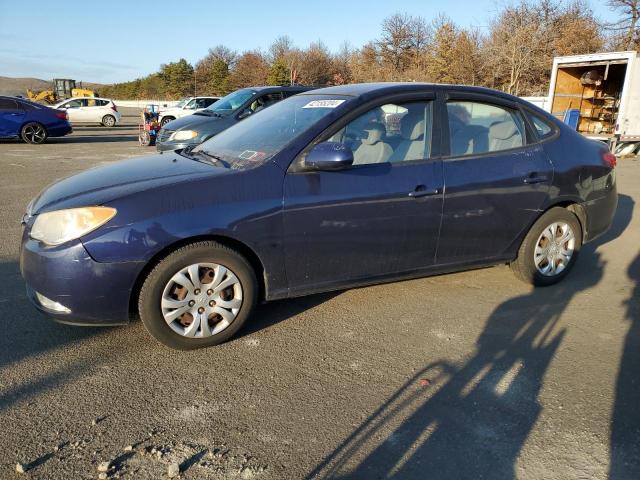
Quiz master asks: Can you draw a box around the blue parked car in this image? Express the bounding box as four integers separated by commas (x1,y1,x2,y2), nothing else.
20,83,617,349
0,96,72,144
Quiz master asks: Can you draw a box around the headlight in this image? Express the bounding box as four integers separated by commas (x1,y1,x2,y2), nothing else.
30,207,117,246
169,130,198,141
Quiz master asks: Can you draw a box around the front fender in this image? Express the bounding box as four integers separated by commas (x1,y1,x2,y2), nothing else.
81,162,287,291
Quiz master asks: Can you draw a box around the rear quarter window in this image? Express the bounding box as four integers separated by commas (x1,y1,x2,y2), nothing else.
528,112,554,139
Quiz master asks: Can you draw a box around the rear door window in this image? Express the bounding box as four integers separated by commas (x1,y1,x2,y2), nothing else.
0,99,19,111
528,112,554,139
447,101,526,156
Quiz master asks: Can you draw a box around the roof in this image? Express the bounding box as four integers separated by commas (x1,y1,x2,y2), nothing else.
300,82,521,103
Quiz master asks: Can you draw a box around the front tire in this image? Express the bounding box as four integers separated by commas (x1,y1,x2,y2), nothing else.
102,115,116,127
161,116,174,127
21,122,48,144
510,207,582,286
138,241,257,350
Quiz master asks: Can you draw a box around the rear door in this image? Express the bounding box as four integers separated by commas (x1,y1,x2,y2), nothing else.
436,92,553,265
282,95,444,295
0,98,25,137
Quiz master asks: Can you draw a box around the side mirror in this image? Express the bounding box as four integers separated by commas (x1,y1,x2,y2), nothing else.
237,109,252,120
305,142,354,171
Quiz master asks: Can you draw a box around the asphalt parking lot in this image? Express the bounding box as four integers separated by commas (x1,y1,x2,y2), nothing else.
0,122,639,480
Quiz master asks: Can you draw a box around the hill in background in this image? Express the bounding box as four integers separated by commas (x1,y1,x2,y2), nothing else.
0,76,107,97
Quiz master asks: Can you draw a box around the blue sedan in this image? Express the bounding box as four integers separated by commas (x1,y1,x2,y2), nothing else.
20,83,617,349
0,96,72,144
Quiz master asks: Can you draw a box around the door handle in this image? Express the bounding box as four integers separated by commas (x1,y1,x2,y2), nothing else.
523,173,548,185
408,185,439,198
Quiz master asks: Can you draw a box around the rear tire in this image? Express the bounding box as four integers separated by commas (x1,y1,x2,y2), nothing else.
102,115,116,127
21,122,48,144
510,207,582,286
138,241,258,350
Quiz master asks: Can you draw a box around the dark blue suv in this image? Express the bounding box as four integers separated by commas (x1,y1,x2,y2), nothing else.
20,83,617,349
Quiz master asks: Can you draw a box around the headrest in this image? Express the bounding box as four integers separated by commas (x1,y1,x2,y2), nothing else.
400,114,425,141
489,121,518,140
361,124,385,145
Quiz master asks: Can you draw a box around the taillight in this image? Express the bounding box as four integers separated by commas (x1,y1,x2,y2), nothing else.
602,151,617,168
55,110,68,120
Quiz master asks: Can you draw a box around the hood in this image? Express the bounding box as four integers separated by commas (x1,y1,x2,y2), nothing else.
30,153,223,214
165,111,233,132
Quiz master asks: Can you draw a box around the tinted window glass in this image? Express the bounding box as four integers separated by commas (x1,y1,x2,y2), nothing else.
447,101,525,156
328,101,433,166
249,93,282,113
205,89,256,113
529,112,553,138
66,99,83,108
0,99,18,110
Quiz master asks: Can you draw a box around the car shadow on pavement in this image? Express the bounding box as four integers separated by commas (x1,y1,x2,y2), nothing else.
307,195,634,480
609,251,640,475
0,260,104,411
238,292,342,339
50,135,139,143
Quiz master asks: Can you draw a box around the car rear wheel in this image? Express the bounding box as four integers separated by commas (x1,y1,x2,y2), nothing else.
21,122,48,144
138,241,257,350
161,116,174,126
102,115,116,127
510,207,582,286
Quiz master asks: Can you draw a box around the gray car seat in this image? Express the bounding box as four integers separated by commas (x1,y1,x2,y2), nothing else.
353,124,392,165
390,111,426,162
488,121,523,151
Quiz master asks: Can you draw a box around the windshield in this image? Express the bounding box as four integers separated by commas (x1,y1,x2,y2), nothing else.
174,98,189,108
204,89,256,113
193,94,351,170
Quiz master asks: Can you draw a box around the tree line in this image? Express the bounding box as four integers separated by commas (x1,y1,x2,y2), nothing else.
99,0,640,100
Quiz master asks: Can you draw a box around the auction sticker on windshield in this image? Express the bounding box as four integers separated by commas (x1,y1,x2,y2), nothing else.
302,99,346,109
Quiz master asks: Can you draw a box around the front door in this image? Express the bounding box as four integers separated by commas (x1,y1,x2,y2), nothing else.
436,95,553,265
283,98,444,295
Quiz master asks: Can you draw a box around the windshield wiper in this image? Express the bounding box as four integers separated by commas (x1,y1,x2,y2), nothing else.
192,150,230,168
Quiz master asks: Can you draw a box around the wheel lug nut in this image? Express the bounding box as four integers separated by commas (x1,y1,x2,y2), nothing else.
194,289,201,295
188,300,195,307
207,289,213,295
209,300,215,307
198,307,205,314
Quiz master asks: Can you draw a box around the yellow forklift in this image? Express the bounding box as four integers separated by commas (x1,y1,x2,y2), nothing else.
26,79,96,104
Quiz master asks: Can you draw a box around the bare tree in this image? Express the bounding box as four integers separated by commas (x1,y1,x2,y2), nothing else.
607,0,640,49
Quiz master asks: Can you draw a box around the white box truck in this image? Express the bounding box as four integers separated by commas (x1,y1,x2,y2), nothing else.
547,51,640,154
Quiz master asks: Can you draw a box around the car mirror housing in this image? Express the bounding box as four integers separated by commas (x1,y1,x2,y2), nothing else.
237,109,252,120
304,142,354,171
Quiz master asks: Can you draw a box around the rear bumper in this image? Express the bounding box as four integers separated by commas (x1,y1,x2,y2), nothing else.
583,177,618,243
48,123,72,137
20,234,143,326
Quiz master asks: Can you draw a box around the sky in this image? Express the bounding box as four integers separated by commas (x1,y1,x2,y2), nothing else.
0,0,619,84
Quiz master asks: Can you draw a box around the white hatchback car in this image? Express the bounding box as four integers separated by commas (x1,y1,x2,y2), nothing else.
159,96,220,126
55,97,122,127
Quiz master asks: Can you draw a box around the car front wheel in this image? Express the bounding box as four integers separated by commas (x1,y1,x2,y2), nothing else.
138,241,257,350
161,117,174,126
510,207,582,286
21,122,48,144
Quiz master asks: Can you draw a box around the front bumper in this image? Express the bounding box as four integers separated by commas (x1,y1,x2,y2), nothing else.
20,234,144,326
